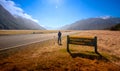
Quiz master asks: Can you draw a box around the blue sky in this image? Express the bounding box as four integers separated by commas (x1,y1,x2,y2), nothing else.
11,0,120,29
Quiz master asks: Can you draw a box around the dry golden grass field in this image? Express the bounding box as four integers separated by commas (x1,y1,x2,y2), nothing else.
0,30,120,71
0,30,71,36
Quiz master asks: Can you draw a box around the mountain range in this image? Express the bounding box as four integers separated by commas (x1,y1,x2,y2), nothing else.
1,4,120,30
61,17,120,30
0,5,45,30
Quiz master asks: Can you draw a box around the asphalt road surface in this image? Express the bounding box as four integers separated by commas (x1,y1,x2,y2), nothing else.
0,31,78,51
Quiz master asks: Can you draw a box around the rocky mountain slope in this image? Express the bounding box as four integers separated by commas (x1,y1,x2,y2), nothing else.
61,17,120,30
0,5,45,30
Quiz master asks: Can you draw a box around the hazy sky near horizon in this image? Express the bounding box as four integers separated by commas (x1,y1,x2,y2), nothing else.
5,0,120,29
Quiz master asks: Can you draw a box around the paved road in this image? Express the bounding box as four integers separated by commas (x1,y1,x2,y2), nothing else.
0,31,78,51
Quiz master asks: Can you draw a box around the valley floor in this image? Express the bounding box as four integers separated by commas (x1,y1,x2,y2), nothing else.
0,30,120,71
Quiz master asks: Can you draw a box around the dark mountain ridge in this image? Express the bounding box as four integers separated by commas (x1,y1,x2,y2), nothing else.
110,23,120,30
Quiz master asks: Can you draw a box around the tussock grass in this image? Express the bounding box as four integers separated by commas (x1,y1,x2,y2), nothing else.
0,30,120,71
0,30,71,35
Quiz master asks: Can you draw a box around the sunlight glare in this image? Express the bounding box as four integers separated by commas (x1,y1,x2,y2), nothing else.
47,0,63,8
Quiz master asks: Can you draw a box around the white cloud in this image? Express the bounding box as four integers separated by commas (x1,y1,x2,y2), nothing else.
98,16,112,19
0,0,39,23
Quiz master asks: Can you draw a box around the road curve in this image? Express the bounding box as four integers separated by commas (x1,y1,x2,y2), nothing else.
0,31,78,51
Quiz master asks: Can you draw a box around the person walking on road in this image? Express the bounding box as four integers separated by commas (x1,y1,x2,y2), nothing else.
58,31,62,45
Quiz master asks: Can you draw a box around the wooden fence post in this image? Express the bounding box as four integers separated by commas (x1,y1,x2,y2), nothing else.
67,35,70,52
94,36,98,53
